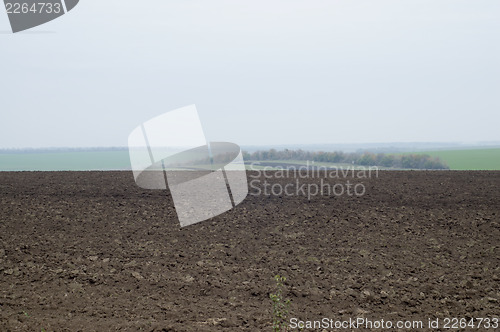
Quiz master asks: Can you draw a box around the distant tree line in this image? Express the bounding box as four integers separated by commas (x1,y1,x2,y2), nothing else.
243,149,449,169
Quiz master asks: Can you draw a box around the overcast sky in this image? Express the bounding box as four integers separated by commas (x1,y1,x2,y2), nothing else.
1,0,499,148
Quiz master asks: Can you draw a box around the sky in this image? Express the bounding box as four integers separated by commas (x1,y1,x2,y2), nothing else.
0,0,499,148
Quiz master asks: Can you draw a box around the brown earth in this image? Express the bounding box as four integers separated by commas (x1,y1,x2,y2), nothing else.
0,171,499,331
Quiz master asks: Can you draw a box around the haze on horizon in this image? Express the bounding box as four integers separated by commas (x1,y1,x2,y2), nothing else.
1,0,499,149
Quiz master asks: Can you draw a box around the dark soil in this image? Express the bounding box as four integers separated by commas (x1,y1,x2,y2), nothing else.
0,171,499,331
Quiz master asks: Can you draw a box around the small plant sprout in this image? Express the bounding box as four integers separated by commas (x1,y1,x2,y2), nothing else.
270,275,291,332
